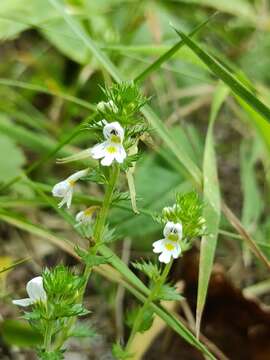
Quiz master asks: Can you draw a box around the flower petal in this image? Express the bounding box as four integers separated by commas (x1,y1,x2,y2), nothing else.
76,211,84,222
101,153,114,166
163,221,175,237
172,244,181,259
152,239,164,253
103,122,124,141
26,276,46,302
68,168,89,182
159,250,172,264
12,298,33,307
52,181,69,198
91,142,107,159
66,189,73,209
115,145,126,163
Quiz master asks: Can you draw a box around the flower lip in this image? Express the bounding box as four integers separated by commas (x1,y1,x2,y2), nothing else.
12,276,47,307
152,221,183,264
103,122,124,142
163,221,183,240
91,121,126,166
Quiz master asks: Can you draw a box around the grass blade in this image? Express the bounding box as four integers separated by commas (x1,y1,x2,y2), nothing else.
196,83,228,338
134,12,218,83
48,0,122,83
173,27,270,125
0,257,31,274
0,78,94,110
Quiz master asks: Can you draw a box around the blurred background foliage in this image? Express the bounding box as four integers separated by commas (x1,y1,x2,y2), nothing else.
0,0,270,359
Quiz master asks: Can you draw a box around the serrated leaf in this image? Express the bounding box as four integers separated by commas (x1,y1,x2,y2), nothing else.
71,323,97,339
157,284,184,302
75,248,109,267
37,349,65,360
132,260,160,280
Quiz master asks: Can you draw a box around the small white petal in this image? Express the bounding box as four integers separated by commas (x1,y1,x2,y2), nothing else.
52,181,69,198
26,276,46,302
91,142,107,159
66,189,73,209
163,221,183,240
159,250,172,264
163,221,176,237
101,153,114,166
76,211,84,222
12,298,33,307
68,169,89,182
115,145,126,163
152,239,164,253
172,244,181,259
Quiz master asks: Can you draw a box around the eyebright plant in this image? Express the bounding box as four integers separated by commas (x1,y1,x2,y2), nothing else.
12,82,206,359
122,192,205,357
12,266,90,360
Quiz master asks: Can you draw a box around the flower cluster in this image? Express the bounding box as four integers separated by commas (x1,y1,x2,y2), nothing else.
153,222,182,264
152,192,206,264
51,82,148,229
13,266,90,359
91,121,126,166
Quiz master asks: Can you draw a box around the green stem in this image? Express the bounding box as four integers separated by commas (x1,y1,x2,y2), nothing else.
54,164,120,350
93,164,120,244
125,261,173,352
44,320,53,352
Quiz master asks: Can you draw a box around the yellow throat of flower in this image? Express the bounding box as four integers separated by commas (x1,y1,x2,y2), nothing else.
68,179,76,186
84,206,99,217
165,243,175,251
107,145,117,154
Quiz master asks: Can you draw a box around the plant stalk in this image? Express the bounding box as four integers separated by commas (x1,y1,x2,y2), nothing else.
125,261,172,352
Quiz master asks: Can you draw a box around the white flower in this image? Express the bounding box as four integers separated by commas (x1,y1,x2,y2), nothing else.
153,221,183,264
97,100,118,113
91,121,126,166
52,169,89,208
12,276,47,307
76,206,98,224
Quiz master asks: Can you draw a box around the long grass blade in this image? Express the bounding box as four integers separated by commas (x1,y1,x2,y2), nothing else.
134,12,218,83
172,27,270,125
196,83,228,338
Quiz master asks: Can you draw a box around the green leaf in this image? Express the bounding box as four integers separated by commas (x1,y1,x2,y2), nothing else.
173,27,270,126
0,133,25,193
37,349,65,360
240,139,263,230
196,83,228,337
132,260,161,281
76,248,110,267
71,323,97,338
157,284,184,302
126,306,154,333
